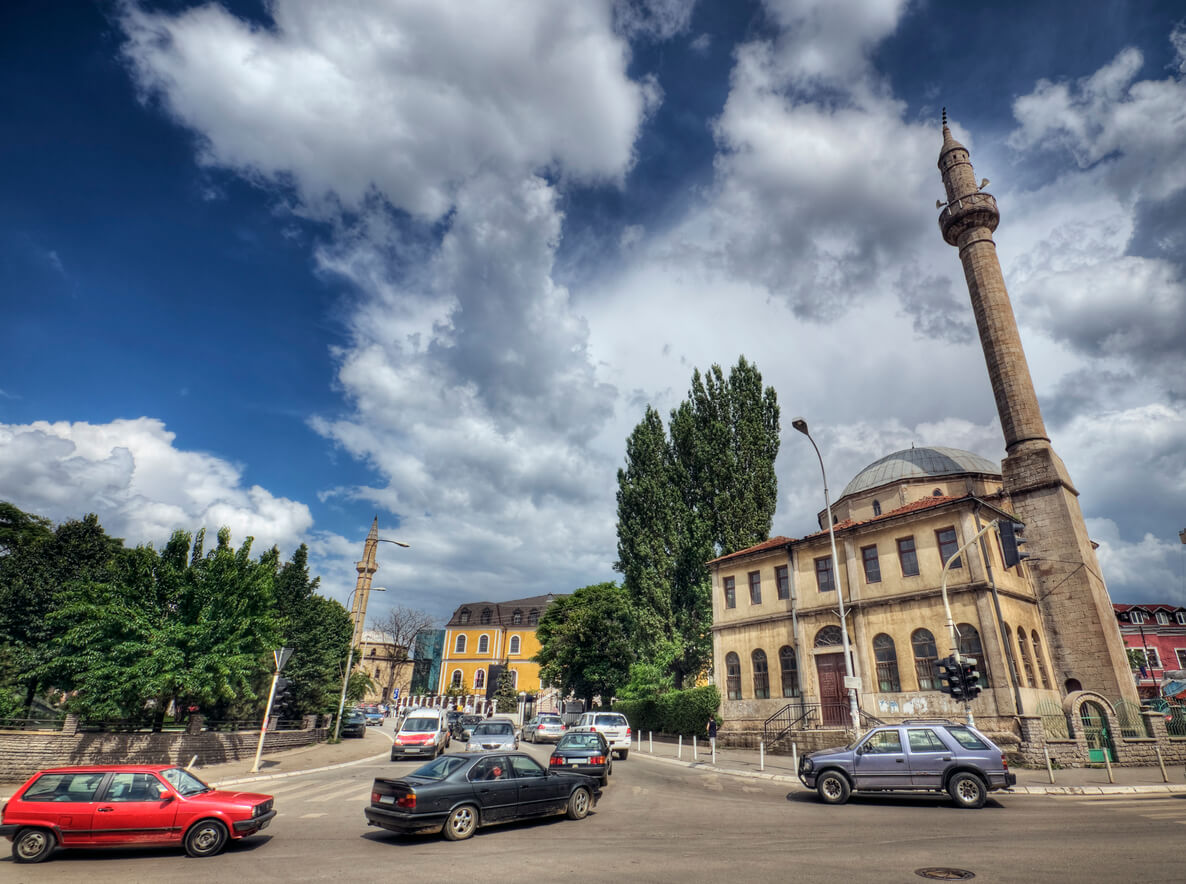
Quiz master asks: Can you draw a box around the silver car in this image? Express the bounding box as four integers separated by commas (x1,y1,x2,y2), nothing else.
797,719,1016,808
464,718,519,752
523,714,567,743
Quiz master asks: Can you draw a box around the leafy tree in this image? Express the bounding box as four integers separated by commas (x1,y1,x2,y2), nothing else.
536,582,635,709
272,544,353,719
371,604,437,704
615,357,780,687
346,665,376,705
492,663,520,713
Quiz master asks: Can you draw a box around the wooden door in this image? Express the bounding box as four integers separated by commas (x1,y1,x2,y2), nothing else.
815,653,851,726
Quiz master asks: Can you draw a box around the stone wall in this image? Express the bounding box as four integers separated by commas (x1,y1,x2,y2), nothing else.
0,715,327,783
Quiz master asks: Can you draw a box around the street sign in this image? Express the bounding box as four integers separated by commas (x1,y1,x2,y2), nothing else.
843,676,862,690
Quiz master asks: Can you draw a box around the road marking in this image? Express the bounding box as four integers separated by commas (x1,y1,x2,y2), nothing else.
300,812,327,819
310,784,372,802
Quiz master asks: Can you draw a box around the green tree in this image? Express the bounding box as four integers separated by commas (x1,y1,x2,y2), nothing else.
492,663,520,713
615,357,780,687
272,544,353,719
536,582,636,709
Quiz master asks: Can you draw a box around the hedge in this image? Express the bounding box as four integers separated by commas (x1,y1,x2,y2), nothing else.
613,685,721,736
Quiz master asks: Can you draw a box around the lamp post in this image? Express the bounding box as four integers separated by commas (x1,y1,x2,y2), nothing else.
333,585,387,741
792,417,861,734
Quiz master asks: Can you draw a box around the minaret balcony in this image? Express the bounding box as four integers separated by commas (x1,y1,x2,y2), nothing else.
938,191,999,246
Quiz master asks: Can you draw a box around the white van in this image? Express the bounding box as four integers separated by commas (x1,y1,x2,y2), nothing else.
390,709,450,761
573,711,632,759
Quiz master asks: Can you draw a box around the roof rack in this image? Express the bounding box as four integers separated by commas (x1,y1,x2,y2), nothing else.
898,719,960,725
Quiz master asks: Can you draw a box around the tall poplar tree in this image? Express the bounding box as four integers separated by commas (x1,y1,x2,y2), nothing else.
615,356,780,687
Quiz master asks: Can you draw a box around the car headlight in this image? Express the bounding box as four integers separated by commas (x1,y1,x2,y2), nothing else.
800,758,813,773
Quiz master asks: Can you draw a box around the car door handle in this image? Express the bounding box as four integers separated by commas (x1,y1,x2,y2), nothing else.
895,759,904,763
97,807,114,812
942,757,952,761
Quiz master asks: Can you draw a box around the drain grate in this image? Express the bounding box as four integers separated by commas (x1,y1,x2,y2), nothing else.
915,869,975,881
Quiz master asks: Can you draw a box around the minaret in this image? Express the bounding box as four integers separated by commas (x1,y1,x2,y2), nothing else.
937,111,1137,703
351,517,380,650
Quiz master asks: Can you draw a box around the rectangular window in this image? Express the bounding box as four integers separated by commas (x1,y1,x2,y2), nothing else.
723,576,736,609
1144,647,1162,669
897,537,920,577
1177,649,1186,669
815,556,835,592
775,565,789,600
936,527,962,569
748,570,762,605
861,545,881,583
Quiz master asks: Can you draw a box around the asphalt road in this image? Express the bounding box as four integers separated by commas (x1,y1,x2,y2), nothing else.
4,740,1184,882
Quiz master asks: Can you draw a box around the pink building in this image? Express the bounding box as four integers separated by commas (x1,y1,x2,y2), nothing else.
1113,604,1186,699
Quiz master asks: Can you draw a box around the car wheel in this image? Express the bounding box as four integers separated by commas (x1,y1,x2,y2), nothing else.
442,804,478,841
184,819,229,857
566,786,592,820
816,770,851,805
617,749,628,760
948,772,987,809
12,827,55,863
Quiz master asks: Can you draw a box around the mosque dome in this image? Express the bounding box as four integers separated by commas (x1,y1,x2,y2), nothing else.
840,446,1000,498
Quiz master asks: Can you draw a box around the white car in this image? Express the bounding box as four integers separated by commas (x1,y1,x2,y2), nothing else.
573,712,632,759
391,710,451,761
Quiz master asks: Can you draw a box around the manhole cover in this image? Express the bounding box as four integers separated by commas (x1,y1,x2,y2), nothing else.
915,870,975,881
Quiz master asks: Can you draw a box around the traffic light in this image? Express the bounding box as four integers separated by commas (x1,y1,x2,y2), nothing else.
960,657,982,701
999,520,1029,568
273,677,292,706
937,655,965,699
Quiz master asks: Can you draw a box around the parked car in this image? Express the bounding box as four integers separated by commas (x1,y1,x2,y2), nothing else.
360,704,384,726
0,764,275,863
523,713,567,743
365,751,600,841
572,712,632,759
391,709,451,761
341,709,368,738
464,718,519,752
550,730,612,785
451,713,485,740
797,719,1016,809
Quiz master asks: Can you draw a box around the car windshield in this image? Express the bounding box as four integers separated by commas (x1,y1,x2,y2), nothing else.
401,717,439,732
161,767,212,796
558,734,602,750
409,756,469,780
471,723,513,737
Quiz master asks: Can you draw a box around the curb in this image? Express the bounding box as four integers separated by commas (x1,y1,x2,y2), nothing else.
632,751,1186,795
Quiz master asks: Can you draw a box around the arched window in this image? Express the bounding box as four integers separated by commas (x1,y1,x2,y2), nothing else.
1031,630,1051,688
477,634,489,655
872,499,881,516
752,649,770,699
512,609,523,625
1002,624,1022,685
911,628,939,690
956,623,990,685
509,635,521,655
528,608,540,625
451,669,463,688
474,669,486,689
725,652,742,700
814,626,843,648
454,634,467,654
1017,630,1036,686
480,608,492,625
873,634,900,692
510,669,519,688
779,646,800,698
459,609,471,625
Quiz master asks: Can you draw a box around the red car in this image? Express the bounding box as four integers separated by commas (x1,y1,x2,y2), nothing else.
0,764,275,863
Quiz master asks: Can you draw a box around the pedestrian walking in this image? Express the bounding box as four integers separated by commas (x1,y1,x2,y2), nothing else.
706,715,718,741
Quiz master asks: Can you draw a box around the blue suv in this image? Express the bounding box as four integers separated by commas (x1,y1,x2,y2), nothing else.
798,719,1015,808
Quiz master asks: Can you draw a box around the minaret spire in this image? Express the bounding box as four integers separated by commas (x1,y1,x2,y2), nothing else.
351,516,381,650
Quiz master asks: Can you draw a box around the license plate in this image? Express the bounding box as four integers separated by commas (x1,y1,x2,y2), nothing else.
572,763,579,769
405,748,421,753
380,795,395,805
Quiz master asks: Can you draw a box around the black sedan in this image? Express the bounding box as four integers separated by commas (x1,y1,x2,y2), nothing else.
340,709,368,738
365,752,600,841
549,731,612,785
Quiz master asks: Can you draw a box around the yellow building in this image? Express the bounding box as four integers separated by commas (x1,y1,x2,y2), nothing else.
439,594,562,696
710,447,1061,736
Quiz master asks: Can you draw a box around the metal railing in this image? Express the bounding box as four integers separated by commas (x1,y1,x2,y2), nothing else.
0,716,67,732
762,702,884,745
1036,697,1070,739
1113,700,1149,739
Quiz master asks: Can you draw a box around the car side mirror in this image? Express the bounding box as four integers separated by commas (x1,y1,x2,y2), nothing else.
160,792,175,802
855,745,865,756
462,731,471,741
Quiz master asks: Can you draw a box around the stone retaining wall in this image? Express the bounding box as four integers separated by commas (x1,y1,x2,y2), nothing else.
0,715,327,783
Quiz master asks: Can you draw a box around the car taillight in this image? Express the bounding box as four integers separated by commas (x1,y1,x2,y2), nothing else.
371,791,382,804
1001,755,1009,772
626,727,631,736
591,755,605,765
396,792,416,809
549,756,563,766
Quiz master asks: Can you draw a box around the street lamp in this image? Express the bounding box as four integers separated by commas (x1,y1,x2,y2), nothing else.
792,417,862,734
333,585,386,741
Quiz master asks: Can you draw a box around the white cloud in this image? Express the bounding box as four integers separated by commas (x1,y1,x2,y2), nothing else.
0,418,313,552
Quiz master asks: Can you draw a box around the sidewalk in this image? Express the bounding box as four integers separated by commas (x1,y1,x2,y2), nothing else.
629,733,1186,795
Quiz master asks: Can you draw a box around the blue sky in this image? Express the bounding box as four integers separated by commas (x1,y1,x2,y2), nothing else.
2,0,1185,623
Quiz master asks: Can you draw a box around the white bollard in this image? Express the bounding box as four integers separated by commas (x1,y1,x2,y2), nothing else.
759,741,765,771
678,734,683,759
693,736,698,761
649,731,653,753
792,742,798,774
711,736,716,765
